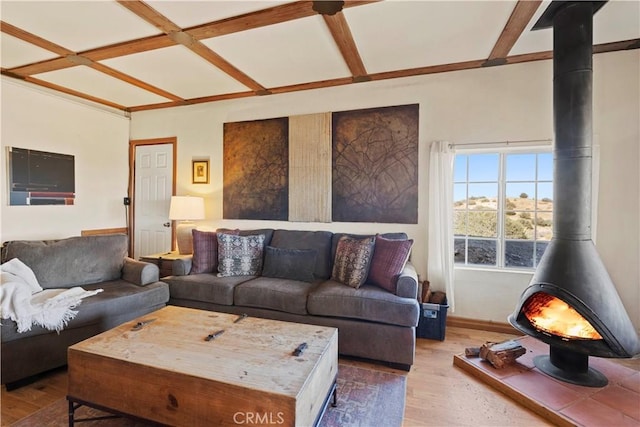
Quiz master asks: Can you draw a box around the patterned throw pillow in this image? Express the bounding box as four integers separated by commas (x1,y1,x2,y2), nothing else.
368,235,414,293
190,230,218,274
217,233,265,277
331,235,375,288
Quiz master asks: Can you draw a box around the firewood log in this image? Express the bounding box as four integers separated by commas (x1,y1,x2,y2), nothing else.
464,347,481,357
429,291,446,304
479,340,526,369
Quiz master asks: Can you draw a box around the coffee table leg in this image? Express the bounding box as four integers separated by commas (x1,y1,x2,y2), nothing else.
313,380,338,427
68,399,75,427
331,383,338,407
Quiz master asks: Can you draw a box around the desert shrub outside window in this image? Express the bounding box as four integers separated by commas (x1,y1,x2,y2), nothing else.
453,150,553,269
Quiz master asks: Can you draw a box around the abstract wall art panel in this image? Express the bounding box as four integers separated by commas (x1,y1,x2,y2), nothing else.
288,113,332,223
332,104,419,224
223,117,289,220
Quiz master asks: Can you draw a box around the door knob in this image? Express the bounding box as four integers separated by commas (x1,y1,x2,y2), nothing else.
163,222,171,227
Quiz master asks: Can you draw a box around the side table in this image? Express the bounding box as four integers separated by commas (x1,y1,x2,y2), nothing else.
139,251,190,278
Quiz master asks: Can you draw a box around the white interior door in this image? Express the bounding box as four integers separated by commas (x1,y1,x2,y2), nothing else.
134,144,173,257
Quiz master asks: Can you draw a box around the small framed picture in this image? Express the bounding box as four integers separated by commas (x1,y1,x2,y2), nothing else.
192,160,209,184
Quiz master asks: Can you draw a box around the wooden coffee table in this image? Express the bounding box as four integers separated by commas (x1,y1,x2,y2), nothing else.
67,306,338,426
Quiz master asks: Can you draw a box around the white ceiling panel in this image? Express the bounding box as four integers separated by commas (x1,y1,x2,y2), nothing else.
0,33,58,68
147,0,292,28
511,0,640,56
0,1,160,52
202,15,351,88
1,1,636,111
344,1,518,73
34,66,171,107
594,0,640,44
101,45,250,98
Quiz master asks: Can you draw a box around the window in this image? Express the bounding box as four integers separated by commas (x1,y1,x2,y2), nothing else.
453,150,553,269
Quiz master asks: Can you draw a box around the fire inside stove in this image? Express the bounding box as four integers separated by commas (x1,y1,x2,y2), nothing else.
522,292,603,340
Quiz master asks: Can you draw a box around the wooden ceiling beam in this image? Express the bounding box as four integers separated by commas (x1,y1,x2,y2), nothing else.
89,62,183,101
593,38,640,53
82,35,176,62
8,57,73,76
186,42,266,92
486,0,543,65
116,0,181,33
185,0,378,40
504,38,640,65
19,74,127,110
5,1,377,84
2,20,75,75
117,0,266,94
2,17,181,102
127,37,638,112
322,12,369,81
1,20,73,56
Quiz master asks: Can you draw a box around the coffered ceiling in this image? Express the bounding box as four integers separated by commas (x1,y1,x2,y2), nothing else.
1,1,638,113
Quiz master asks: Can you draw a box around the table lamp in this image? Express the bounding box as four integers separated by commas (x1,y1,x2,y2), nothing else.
169,196,205,254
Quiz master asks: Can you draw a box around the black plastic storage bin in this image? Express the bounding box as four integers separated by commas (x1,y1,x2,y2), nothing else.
416,298,449,341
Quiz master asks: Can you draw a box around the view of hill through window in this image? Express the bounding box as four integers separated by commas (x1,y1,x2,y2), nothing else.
453,151,553,269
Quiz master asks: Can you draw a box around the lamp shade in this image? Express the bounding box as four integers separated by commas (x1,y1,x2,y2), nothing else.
169,196,205,221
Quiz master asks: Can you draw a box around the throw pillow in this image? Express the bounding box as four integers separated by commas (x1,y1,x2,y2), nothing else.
262,246,317,283
368,235,414,293
331,235,375,288
190,230,218,274
190,229,240,274
217,233,265,277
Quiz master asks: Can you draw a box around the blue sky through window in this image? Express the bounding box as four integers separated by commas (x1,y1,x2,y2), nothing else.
454,152,553,202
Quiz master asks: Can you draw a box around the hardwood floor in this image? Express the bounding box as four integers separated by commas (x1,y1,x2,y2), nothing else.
2,326,638,426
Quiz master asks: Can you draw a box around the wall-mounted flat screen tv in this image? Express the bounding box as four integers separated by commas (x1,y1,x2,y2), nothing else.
8,147,75,205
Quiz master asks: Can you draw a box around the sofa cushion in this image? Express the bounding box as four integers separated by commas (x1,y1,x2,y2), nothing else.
269,230,333,279
307,280,420,327
331,235,375,288
2,235,128,289
262,246,316,283
217,233,265,277
234,276,316,315
368,236,414,293
0,280,169,343
164,274,254,306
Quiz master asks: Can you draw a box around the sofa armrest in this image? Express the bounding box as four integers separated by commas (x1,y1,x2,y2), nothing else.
171,257,192,276
396,261,418,299
122,257,160,286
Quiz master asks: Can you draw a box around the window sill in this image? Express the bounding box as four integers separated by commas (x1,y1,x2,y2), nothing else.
454,265,535,275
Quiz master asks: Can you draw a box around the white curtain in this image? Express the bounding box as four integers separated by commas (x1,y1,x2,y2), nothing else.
427,141,455,311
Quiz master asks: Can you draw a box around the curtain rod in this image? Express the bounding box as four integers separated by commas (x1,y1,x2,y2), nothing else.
451,138,552,149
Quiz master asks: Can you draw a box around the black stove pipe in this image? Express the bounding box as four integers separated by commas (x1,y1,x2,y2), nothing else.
508,1,640,386
552,2,594,242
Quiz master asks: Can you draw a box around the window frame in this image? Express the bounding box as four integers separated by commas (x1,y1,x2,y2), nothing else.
453,145,553,271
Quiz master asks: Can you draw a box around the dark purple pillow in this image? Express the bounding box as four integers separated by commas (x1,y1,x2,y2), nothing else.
190,230,218,274
368,235,413,293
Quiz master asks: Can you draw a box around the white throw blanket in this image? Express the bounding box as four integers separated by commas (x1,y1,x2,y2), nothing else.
0,258,103,333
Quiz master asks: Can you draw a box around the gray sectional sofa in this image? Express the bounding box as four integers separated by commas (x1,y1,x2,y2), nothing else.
164,228,421,370
1,234,170,388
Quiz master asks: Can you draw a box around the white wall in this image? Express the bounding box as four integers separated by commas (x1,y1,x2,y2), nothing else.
2,49,634,331
1,79,131,241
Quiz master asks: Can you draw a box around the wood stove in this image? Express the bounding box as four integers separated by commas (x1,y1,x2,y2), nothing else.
508,1,640,387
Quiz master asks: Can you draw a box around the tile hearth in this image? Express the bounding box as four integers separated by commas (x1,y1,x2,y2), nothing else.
453,336,640,427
